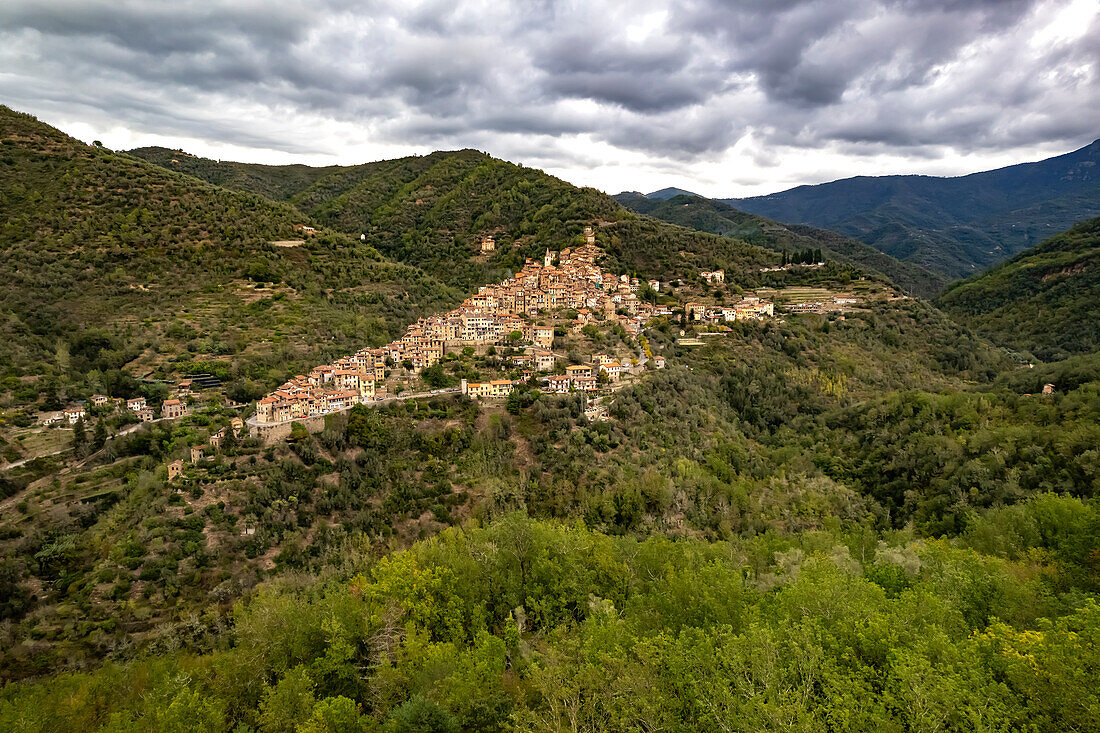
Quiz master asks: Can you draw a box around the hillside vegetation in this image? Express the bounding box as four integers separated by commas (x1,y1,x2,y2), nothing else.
727,139,1100,279
2,502,1099,731
937,217,1100,360
615,192,946,296
132,146,624,292
0,107,461,407
127,147,339,202
1,109,1098,731
8,297,1100,689
131,146,895,295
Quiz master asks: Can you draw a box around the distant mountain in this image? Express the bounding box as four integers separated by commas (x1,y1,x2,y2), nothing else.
723,139,1100,280
936,216,1100,361
614,192,945,297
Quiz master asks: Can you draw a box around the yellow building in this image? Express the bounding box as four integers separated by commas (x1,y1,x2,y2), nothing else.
461,379,515,399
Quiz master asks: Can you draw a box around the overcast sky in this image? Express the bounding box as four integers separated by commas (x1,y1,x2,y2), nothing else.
2,0,1098,197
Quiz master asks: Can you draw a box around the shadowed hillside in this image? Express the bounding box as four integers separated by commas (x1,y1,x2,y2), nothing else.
937,216,1100,360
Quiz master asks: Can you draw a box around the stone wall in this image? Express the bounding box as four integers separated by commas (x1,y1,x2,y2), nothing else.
249,414,327,445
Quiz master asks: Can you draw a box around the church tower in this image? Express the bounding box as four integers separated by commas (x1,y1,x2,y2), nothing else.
544,248,554,268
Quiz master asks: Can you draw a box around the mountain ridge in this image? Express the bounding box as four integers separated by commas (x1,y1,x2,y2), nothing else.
130,144,911,296
720,138,1100,279
613,192,945,296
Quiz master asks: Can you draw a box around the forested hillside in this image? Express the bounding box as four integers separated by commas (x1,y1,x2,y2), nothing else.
127,146,339,202
726,138,1100,279
7,295,1100,696
937,217,1100,360
615,192,945,296
131,146,624,292
131,146,879,294
0,107,461,406
3,501,1098,731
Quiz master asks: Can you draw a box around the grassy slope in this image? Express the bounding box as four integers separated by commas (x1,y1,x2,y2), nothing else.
0,107,461,401
936,216,1100,360
615,192,946,296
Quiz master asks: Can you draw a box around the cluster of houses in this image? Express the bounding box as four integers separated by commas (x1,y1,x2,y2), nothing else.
539,356,628,394
43,385,199,427
459,353,637,401
253,233,671,424
167,418,244,482
254,351,386,424
683,296,776,323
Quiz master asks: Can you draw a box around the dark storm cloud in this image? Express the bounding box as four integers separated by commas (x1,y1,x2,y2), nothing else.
1,0,1096,183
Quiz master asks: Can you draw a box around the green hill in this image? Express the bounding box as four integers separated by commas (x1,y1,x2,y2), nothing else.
0,106,461,404
131,145,627,290
127,146,339,201
725,139,1100,279
2,104,905,414
937,217,1100,360
615,192,946,296
131,147,900,294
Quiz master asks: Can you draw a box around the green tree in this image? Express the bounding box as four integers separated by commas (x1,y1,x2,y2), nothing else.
92,419,107,450
72,417,86,449
260,666,317,733
385,695,458,733
299,696,367,733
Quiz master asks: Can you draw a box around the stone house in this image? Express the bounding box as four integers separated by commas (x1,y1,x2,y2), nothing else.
565,364,593,380
161,399,187,419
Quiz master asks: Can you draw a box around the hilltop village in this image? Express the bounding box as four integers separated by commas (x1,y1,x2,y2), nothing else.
251,227,777,430
27,231,882,451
